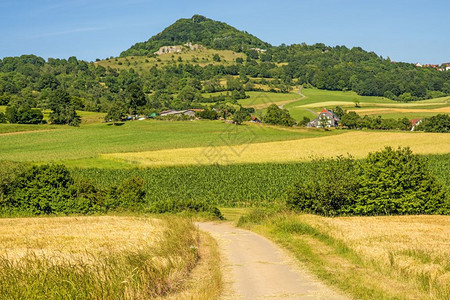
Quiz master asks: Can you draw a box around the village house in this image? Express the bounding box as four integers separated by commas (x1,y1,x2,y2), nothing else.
410,118,422,131
308,108,340,128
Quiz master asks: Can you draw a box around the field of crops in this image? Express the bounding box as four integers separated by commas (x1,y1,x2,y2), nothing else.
0,120,336,163
284,88,450,121
72,153,450,208
103,131,450,167
0,216,210,299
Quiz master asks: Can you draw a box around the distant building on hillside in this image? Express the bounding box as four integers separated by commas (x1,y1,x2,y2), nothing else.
308,108,340,128
160,109,196,117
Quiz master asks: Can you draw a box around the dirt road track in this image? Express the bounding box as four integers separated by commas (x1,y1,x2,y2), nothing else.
197,222,348,300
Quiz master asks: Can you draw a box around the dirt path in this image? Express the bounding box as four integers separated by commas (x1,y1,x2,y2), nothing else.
279,87,305,109
197,222,347,300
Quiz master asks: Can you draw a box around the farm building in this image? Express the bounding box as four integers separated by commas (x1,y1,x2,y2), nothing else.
160,109,196,117
308,108,340,128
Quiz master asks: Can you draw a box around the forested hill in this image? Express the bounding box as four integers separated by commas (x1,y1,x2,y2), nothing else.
120,15,271,57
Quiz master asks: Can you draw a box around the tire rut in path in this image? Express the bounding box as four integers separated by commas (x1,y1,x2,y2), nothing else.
197,222,348,300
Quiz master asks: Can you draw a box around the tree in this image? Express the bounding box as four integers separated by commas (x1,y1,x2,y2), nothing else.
263,104,296,127
105,102,126,125
49,89,80,126
334,106,345,118
212,54,221,62
5,105,43,124
232,109,249,125
356,147,448,215
318,114,330,129
340,111,360,129
197,108,218,120
126,83,147,114
298,116,310,127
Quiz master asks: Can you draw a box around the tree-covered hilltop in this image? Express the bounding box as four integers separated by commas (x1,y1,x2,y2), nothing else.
121,15,271,57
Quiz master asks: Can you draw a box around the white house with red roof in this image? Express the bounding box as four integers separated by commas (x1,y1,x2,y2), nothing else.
307,108,340,128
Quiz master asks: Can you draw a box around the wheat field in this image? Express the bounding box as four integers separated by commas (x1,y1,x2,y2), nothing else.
0,216,214,299
103,131,450,167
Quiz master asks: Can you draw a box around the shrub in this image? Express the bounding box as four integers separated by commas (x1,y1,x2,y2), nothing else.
106,177,146,209
355,147,448,215
419,114,450,133
263,104,296,127
9,164,76,214
287,147,449,216
286,156,359,216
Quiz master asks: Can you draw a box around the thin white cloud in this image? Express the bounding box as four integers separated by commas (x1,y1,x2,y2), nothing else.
31,27,104,39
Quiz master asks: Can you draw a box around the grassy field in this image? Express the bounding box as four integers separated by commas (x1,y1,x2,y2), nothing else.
0,215,220,299
284,88,450,121
96,48,244,72
103,131,450,167
0,120,340,165
239,212,450,299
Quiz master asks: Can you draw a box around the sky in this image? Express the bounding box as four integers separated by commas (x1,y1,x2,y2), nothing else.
0,0,449,64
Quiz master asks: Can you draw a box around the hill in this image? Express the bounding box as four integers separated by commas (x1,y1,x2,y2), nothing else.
121,15,271,57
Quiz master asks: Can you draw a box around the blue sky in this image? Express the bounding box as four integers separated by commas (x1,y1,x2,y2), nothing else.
1,0,449,64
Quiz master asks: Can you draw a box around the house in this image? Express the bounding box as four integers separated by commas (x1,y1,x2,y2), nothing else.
410,118,422,131
307,108,340,128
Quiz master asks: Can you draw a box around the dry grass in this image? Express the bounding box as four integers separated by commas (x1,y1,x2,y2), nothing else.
242,213,450,299
103,131,450,167
0,216,219,299
0,216,164,261
96,48,243,72
300,215,450,299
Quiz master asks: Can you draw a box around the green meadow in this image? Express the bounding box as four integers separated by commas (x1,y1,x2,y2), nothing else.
0,120,340,165
283,88,450,121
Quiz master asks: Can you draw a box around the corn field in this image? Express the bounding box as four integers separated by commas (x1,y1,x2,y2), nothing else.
73,153,450,208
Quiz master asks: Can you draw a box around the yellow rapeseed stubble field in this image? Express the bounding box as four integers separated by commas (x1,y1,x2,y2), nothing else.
103,131,450,167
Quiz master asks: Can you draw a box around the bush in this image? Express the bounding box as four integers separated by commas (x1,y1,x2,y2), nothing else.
0,165,146,216
106,177,146,209
287,147,449,216
5,106,44,124
8,164,76,214
356,147,448,215
286,156,359,216
0,112,6,123
419,114,450,133
263,104,296,127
